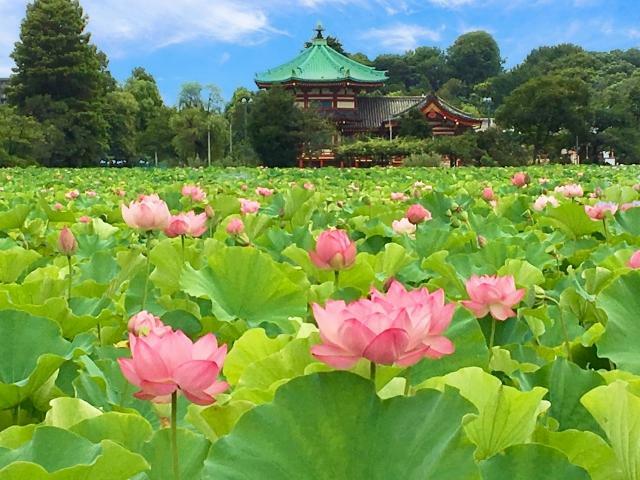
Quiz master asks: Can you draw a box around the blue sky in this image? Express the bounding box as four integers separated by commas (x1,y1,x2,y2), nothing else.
1,0,639,103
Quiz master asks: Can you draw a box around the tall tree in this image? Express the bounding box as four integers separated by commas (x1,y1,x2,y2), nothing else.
248,88,304,167
9,0,111,166
103,89,139,163
447,31,502,87
0,106,48,166
496,75,591,160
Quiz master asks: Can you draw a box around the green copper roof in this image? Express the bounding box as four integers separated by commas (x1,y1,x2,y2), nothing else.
256,29,387,85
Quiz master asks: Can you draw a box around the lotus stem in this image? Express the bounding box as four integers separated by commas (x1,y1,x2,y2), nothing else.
370,361,376,385
558,311,572,361
489,318,497,350
404,367,411,396
602,219,609,241
66,255,73,302
141,233,152,310
171,391,180,480
180,235,186,266
334,270,340,291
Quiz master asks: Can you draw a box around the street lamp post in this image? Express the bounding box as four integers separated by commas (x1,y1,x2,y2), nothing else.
482,97,493,128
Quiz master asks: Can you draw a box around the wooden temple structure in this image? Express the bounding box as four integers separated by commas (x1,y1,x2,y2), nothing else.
255,24,484,166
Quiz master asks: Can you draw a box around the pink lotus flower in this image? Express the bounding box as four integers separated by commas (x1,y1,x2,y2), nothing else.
406,204,431,224
311,280,455,368
256,187,274,197
585,202,618,221
240,184,249,192
57,227,77,256
79,216,91,224
533,195,559,212
205,205,215,218
114,189,126,197
53,202,64,211
392,218,417,235
239,198,260,215
462,275,526,321
118,329,228,405
65,189,80,200
628,251,640,269
303,182,315,191
621,201,640,212
554,184,583,198
165,211,207,238
128,311,172,337
538,178,550,185
391,192,408,202
482,187,495,201
511,172,529,188
122,194,171,231
181,185,206,202
85,190,97,198
309,229,357,270
226,218,245,235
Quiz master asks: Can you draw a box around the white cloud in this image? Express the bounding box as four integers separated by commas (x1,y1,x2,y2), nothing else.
427,0,477,8
361,24,443,52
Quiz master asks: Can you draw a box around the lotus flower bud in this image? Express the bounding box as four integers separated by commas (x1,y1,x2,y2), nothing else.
226,218,245,235
58,227,77,256
309,229,357,270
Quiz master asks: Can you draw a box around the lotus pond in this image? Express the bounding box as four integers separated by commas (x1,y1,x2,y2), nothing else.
0,165,639,479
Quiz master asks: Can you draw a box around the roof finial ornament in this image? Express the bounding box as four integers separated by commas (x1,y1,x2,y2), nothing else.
314,21,325,39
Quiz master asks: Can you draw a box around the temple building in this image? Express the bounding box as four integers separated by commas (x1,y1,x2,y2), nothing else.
255,24,483,140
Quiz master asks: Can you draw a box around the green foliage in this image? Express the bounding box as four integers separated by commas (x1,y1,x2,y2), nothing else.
447,31,503,87
396,108,432,139
9,0,111,166
248,87,304,167
0,106,46,166
205,372,478,479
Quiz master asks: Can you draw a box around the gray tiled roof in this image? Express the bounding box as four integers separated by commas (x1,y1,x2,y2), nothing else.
354,96,423,129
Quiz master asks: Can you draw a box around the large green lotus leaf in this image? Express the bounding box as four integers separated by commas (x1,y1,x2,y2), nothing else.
282,244,334,283
37,197,76,223
0,425,36,449
533,428,623,480
546,202,602,239
0,204,30,230
617,208,640,236
419,367,549,460
421,250,466,297
181,246,307,329
410,309,490,384
237,334,327,390
596,272,640,373
149,237,202,295
187,400,255,442
498,259,544,288
77,251,119,285
0,247,40,283
336,253,376,294
0,291,103,339
205,372,479,479
0,310,80,409
141,428,210,480
0,426,148,479
523,358,605,433
43,398,102,429
479,444,590,480
71,412,154,454
581,381,640,480
223,328,292,385
372,242,414,281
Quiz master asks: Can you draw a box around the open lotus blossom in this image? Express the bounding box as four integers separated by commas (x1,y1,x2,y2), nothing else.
57,227,77,256
462,274,526,321
406,204,432,224
391,192,409,201
128,311,172,337
392,218,417,235
511,172,529,187
256,187,274,197
309,229,357,270
585,202,618,221
239,198,260,214
226,218,245,235
118,329,228,405
554,184,583,198
482,187,495,201
65,189,80,200
165,211,208,238
53,202,64,211
181,185,206,202
621,201,640,212
311,280,456,368
122,194,171,231
533,195,559,212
